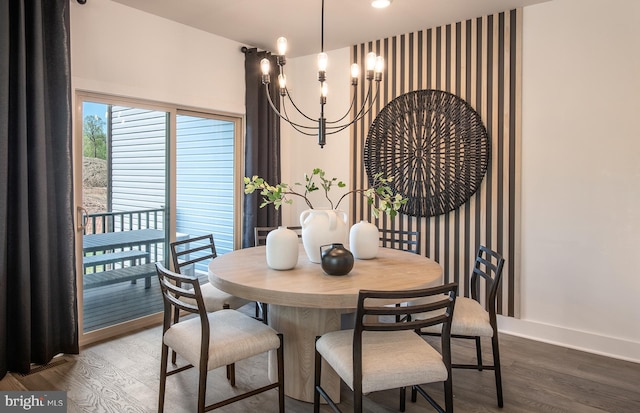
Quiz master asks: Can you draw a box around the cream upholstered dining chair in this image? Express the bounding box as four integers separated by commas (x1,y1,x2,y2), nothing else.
253,226,302,322
416,245,506,407
170,234,250,312
314,283,458,413
155,262,285,413
170,234,253,366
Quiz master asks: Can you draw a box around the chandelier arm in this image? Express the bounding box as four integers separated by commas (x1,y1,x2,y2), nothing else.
264,84,319,133
278,94,323,137
324,85,360,125
344,81,381,126
274,63,317,123
263,83,291,122
280,99,328,134
325,121,355,136
279,96,294,123
285,120,321,137
324,82,381,135
323,82,376,131
324,111,367,135
325,85,373,129
282,88,318,122
352,82,379,122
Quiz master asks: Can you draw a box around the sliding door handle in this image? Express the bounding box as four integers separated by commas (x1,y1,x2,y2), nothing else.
77,206,89,231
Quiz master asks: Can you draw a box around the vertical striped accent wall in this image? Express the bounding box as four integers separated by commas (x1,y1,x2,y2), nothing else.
351,9,522,317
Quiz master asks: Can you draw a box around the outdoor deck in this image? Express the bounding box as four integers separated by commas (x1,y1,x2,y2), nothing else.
83,271,217,333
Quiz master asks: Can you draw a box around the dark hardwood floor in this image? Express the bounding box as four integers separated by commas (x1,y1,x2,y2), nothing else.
2,312,639,412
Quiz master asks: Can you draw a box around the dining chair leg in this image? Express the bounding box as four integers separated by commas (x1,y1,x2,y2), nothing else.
492,334,504,407
475,336,483,371
354,387,363,413
197,365,207,413
411,385,417,403
226,363,236,387
277,334,285,413
444,375,454,413
158,343,169,413
399,387,406,412
262,302,269,324
313,342,322,413
255,302,269,324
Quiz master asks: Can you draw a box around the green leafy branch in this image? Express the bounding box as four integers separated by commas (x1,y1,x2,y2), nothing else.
244,168,407,219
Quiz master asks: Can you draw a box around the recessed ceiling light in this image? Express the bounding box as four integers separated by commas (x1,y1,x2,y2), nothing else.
371,0,392,9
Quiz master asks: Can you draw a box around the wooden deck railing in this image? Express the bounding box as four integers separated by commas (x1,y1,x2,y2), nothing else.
82,208,165,235
82,208,166,285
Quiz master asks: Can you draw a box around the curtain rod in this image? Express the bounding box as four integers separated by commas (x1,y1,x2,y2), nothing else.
241,47,271,55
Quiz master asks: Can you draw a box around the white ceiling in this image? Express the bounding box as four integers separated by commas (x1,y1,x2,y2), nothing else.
111,0,549,57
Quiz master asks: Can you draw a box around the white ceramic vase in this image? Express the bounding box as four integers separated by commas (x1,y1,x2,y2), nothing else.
349,220,379,259
266,226,299,270
299,209,348,263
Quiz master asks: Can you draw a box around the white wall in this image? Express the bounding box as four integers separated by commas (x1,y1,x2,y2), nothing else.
70,0,245,114
503,0,640,362
280,48,353,226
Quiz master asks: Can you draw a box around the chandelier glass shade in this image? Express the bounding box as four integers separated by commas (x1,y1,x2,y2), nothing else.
260,0,384,148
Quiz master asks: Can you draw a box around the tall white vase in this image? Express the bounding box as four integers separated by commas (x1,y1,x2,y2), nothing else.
299,209,348,263
266,226,299,270
349,220,379,259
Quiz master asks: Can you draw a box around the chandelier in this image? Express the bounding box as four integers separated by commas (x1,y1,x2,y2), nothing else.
260,0,384,148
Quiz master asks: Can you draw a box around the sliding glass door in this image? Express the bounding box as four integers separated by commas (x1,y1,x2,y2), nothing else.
75,93,242,344
78,98,169,338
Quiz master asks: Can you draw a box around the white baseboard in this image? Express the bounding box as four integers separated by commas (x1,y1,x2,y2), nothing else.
497,316,640,364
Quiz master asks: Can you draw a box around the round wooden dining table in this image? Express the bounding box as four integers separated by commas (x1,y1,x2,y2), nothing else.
208,244,442,403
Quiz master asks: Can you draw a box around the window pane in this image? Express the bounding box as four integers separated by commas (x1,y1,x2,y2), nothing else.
81,101,168,333
176,114,235,274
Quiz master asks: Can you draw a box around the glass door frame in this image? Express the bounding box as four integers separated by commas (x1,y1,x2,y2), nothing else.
73,91,244,346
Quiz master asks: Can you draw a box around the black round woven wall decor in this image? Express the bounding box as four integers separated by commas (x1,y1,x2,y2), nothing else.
365,89,490,217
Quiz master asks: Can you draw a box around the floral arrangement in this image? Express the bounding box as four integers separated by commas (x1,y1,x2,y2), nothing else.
244,168,407,219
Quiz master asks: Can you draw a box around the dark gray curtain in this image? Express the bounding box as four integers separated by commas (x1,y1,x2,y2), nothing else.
242,48,281,247
0,0,79,378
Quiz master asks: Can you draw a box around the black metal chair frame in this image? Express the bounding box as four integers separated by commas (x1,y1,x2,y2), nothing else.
314,283,458,413
171,235,264,325
170,233,218,276
378,229,421,255
170,234,222,365
254,225,302,246
169,234,260,372
419,245,506,407
379,229,421,321
156,263,285,413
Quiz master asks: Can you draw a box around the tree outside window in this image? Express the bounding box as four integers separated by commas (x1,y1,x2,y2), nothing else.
83,115,107,159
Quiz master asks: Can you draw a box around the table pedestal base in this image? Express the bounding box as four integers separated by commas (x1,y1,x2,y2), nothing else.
268,305,341,403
